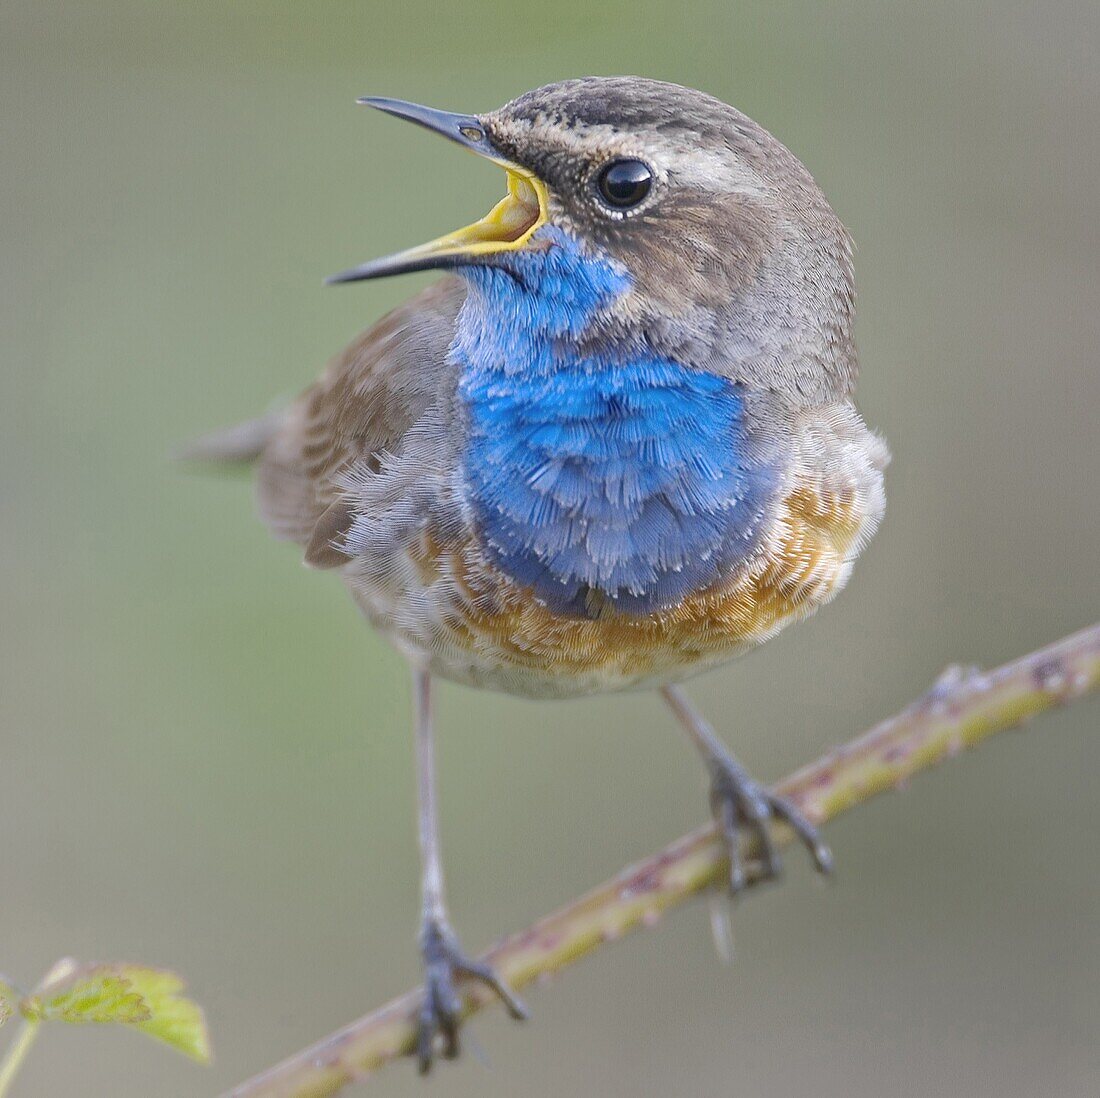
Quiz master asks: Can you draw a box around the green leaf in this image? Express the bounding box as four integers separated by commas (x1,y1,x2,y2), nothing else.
119,966,211,1064
21,963,210,1064
22,971,149,1025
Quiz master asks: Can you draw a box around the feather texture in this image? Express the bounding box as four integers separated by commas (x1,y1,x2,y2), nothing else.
455,228,780,615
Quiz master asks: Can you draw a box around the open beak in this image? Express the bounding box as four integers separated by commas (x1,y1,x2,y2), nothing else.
326,97,548,284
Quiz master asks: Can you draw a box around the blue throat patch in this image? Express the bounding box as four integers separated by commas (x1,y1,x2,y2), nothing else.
452,226,776,618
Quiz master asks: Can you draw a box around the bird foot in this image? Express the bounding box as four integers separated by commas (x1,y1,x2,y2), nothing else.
416,916,527,1073
707,755,833,896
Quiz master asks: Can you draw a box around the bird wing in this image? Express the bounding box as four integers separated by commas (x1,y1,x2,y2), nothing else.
255,277,466,567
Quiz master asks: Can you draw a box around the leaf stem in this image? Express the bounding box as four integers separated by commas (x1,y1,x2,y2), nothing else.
0,1019,41,1098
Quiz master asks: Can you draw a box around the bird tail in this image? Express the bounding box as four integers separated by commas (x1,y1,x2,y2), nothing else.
174,409,286,466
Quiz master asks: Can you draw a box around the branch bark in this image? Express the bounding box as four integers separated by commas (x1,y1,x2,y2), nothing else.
229,622,1100,1098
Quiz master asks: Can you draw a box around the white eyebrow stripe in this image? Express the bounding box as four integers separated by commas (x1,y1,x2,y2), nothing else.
499,115,768,196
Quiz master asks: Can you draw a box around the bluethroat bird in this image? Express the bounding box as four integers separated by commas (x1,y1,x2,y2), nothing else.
188,77,887,1069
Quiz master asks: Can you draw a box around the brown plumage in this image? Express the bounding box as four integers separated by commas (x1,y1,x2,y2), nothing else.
254,279,465,563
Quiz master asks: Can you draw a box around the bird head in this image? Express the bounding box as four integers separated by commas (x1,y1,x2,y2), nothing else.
329,77,857,401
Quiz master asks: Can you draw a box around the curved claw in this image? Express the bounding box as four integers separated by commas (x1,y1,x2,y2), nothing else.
417,959,463,1071
714,791,746,893
768,793,834,875
453,956,529,1021
416,919,527,1073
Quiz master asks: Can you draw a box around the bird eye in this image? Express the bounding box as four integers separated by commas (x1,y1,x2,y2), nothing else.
595,159,653,210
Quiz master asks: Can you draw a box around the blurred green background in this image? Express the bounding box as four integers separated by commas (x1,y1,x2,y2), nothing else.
3,1,1098,1095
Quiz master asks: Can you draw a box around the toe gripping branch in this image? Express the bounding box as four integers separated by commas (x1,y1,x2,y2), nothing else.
416,918,528,1073
707,755,834,895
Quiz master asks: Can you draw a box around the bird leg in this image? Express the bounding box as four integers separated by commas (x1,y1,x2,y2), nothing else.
410,666,526,1072
659,684,833,895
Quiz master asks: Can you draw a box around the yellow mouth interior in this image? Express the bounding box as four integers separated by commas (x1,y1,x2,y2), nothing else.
419,168,547,258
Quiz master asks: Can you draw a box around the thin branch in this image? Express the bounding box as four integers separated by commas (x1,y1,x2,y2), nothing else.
229,623,1100,1098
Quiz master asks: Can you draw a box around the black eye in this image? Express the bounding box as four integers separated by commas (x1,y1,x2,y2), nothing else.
595,159,653,209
